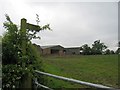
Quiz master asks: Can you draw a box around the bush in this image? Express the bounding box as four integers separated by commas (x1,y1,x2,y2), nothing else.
2,15,50,88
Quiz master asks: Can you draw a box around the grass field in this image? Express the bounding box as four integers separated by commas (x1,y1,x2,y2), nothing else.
40,55,118,89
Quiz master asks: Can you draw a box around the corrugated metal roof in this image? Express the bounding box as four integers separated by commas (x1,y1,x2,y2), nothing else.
38,44,80,49
41,45,63,49
65,47,80,49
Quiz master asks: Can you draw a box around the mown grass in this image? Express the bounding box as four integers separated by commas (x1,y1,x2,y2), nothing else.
40,55,118,89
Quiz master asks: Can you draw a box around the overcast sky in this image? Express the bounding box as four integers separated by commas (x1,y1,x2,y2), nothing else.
0,0,118,50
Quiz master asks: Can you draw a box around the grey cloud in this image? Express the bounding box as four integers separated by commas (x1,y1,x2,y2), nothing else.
1,1,118,51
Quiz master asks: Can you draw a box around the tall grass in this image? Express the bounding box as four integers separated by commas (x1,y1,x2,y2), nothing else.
40,55,118,88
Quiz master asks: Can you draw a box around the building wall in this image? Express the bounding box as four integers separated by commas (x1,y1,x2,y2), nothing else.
42,48,51,55
51,46,63,55
59,50,64,56
34,44,80,55
65,48,80,55
42,45,64,55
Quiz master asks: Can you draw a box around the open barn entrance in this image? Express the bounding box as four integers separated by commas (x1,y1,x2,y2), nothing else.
51,49,59,54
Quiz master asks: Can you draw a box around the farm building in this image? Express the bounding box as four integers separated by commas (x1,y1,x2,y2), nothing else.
41,45,64,55
33,44,81,55
64,47,80,55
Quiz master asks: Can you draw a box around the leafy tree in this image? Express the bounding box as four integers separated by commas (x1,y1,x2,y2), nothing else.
115,41,120,54
118,41,120,47
115,48,120,54
2,17,20,64
2,15,50,88
104,49,111,55
110,50,115,54
81,44,91,55
92,40,107,55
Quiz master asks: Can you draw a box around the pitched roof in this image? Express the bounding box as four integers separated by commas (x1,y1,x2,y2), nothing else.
41,45,63,49
65,47,80,49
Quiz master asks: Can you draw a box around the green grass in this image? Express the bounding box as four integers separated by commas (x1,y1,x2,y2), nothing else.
40,55,118,88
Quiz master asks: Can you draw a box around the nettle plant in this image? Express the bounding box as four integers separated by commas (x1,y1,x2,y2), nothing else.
2,15,51,88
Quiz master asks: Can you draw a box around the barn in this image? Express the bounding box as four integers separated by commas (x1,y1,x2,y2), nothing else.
33,44,80,55
64,47,80,55
41,45,64,55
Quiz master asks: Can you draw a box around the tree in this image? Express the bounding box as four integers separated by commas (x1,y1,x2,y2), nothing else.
92,40,107,55
115,41,120,54
81,44,91,55
104,49,111,55
2,15,50,88
110,50,115,54
115,48,120,54
118,41,120,47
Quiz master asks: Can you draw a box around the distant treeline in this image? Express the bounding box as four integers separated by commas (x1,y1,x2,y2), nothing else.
79,40,120,55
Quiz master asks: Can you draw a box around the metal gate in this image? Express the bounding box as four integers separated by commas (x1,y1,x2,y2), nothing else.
33,70,118,90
